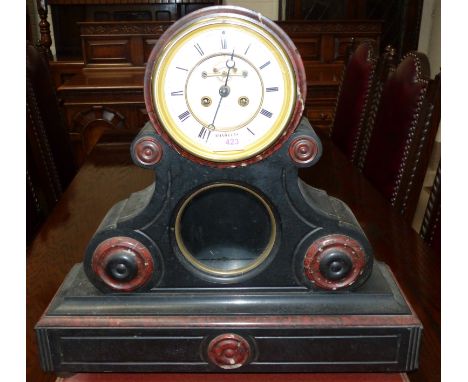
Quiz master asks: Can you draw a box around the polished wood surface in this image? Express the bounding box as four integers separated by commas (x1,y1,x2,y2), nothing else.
59,70,144,90
27,134,440,382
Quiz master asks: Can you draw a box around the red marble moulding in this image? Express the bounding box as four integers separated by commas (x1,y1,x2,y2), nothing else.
39,313,420,328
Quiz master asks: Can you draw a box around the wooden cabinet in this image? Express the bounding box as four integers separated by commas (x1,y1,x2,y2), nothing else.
79,21,171,67
277,21,381,134
48,0,221,59
54,19,381,166
283,0,423,58
58,70,146,165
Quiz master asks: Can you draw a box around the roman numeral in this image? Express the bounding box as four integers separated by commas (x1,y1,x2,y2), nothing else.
176,66,188,71
266,87,279,92
178,111,190,122
259,61,271,70
260,109,273,118
221,33,227,49
171,91,183,96
247,128,255,135
194,43,204,56
198,126,211,141
244,43,251,55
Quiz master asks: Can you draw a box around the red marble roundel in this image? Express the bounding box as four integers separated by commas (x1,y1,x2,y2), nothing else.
289,136,319,164
91,236,154,292
303,234,366,290
207,333,251,369
134,136,163,166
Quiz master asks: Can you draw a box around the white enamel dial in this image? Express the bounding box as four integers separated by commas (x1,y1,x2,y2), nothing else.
149,16,297,163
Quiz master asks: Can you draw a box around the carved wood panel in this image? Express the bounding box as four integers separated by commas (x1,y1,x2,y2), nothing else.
292,37,321,61
333,37,377,61
284,0,423,57
55,19,381,166
85,38,132,65
143,38,158,63
60,90,149,166
48,1,221,59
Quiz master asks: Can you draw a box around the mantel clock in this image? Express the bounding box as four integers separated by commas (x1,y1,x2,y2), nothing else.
146,7,304,166
36,6,422,374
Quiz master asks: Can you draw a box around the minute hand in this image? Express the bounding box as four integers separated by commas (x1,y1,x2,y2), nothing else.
225,50,235,83
210,50,235,127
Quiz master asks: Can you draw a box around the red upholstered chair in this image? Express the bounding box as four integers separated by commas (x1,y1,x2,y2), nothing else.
330,42,377,160
358,52,440,221
354,46,397,166
420,161,441,255
27,42,76,244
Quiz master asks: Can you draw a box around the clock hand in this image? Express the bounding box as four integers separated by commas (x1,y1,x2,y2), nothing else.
210,95,223,129
224,49,235,86
202,71,248,78
209,50,235,128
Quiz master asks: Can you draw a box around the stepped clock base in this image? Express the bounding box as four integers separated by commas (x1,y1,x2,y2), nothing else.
36,262,421,373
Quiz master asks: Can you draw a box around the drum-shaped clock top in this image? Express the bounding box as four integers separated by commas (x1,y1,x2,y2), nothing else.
145,8,306,166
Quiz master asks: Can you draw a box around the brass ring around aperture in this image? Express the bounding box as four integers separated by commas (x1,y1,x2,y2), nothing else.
174,183,277,278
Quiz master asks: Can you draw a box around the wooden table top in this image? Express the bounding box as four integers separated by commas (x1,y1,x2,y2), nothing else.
26,135,440,382
56,372,410,382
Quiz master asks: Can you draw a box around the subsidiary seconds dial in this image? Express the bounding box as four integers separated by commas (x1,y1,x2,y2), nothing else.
145,7,306,166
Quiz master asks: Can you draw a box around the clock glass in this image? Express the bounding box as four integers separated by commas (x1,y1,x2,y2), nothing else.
147,10,301,164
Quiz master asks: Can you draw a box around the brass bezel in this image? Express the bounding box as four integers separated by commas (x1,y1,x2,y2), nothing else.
150,16,296,163
174,183,277,277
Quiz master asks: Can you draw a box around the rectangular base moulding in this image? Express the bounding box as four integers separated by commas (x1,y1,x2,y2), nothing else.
37,262,421,373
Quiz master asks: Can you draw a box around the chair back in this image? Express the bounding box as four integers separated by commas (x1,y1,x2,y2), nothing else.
359,52,440,220
420,161,441,253
27,42,76,243
354,46,397,166
330,42,377,160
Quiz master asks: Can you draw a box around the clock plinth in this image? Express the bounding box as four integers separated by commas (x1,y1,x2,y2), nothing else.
36,261,421,373
36,118,422,372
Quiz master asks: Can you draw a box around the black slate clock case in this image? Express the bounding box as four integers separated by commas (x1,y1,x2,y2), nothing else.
35,5,422,374
36,117,422,373
83,118,373,293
